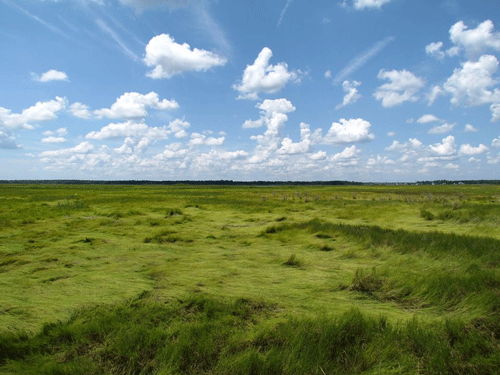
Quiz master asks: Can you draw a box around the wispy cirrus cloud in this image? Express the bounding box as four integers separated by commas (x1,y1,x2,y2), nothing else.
95,18,138,61
333,36,394,85
277,0,293,28
2,0,70,39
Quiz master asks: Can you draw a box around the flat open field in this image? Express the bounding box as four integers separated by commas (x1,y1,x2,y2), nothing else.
1,183,500,374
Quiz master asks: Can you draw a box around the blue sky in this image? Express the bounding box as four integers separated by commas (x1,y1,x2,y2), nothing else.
1,0,499,181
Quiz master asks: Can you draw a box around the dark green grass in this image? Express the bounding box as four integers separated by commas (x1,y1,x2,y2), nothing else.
1,294,499,374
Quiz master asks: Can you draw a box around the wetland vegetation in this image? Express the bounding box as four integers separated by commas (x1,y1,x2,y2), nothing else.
1,183,500,374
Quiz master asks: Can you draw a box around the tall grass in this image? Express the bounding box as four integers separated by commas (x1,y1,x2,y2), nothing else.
1,294,499,374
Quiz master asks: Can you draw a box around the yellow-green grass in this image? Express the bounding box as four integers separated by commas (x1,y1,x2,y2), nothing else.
1,184,499,373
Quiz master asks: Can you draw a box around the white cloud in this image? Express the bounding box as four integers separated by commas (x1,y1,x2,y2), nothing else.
367,155,395,167
333,36,394,84
353,0,393,10
449,20,500,57
491,103,500,122
85,120,171,140
310,150,327,160
33,69,68,82
443,55,500,108
69,102,92,119
56,127,67,136
427,85,444,106
464,124,478,132
41,136,66,143
94,92,178,119
330,145,361,166
96,19,138,61
233,47,298,100
168,119,190,138
444,162,459,170
277,123,313,154
0,97,67,129
468,157,481,163
387,131,395,137
323,118,375,144
0,130,21,149
374,69,425,107
324,70,332,79
417,114,441,124
188,133,225,146
39,141,94,157
144,34,226,79
277,0,293,27
425,42,445,60
493,136,500,148
429,135,456,156
459,143,488,155
257,98,296,117
336,80,361,109
242,119,264,129
428,123,455,134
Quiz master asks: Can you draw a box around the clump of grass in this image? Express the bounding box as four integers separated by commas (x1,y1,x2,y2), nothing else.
283,253,302,267
349,268,385,295
320,245,333,252
144,231,179,244
275,216,287,222
420,208,435,220
166,208,183,217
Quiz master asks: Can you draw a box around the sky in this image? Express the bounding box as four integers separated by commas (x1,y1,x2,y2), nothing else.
1,0,499,182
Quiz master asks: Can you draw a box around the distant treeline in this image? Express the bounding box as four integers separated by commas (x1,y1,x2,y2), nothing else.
0,180,363,186
0,179,499,186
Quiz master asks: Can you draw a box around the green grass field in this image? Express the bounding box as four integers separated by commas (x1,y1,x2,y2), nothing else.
1,183,500,374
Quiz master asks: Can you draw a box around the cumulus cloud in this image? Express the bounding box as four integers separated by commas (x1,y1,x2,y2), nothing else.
188,133,225,146
277,123,313,154
429,135,456,156
94,92,179,119
425,42,445,60
428,123,455,134
427,85,445,106
233,47,299,100
374,69,424,107
257,98,296,117
417,114,441,124
0,97,67,129
144,34,226,79
336,80,361,109
33,69,68,82
42,136,66,143
86,120,171,140
323,118,375,144
69,102,92,119
39,141,94,157
168,119,190,138
330,145,361,166
464,124,478,132
0,130,21,149
459,143,488,155
324,70,332,79
353,0,393,10
491,103,500,122
443,55,500,108
449,20,500,57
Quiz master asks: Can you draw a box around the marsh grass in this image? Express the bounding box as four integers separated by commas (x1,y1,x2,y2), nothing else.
1,183,500,373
